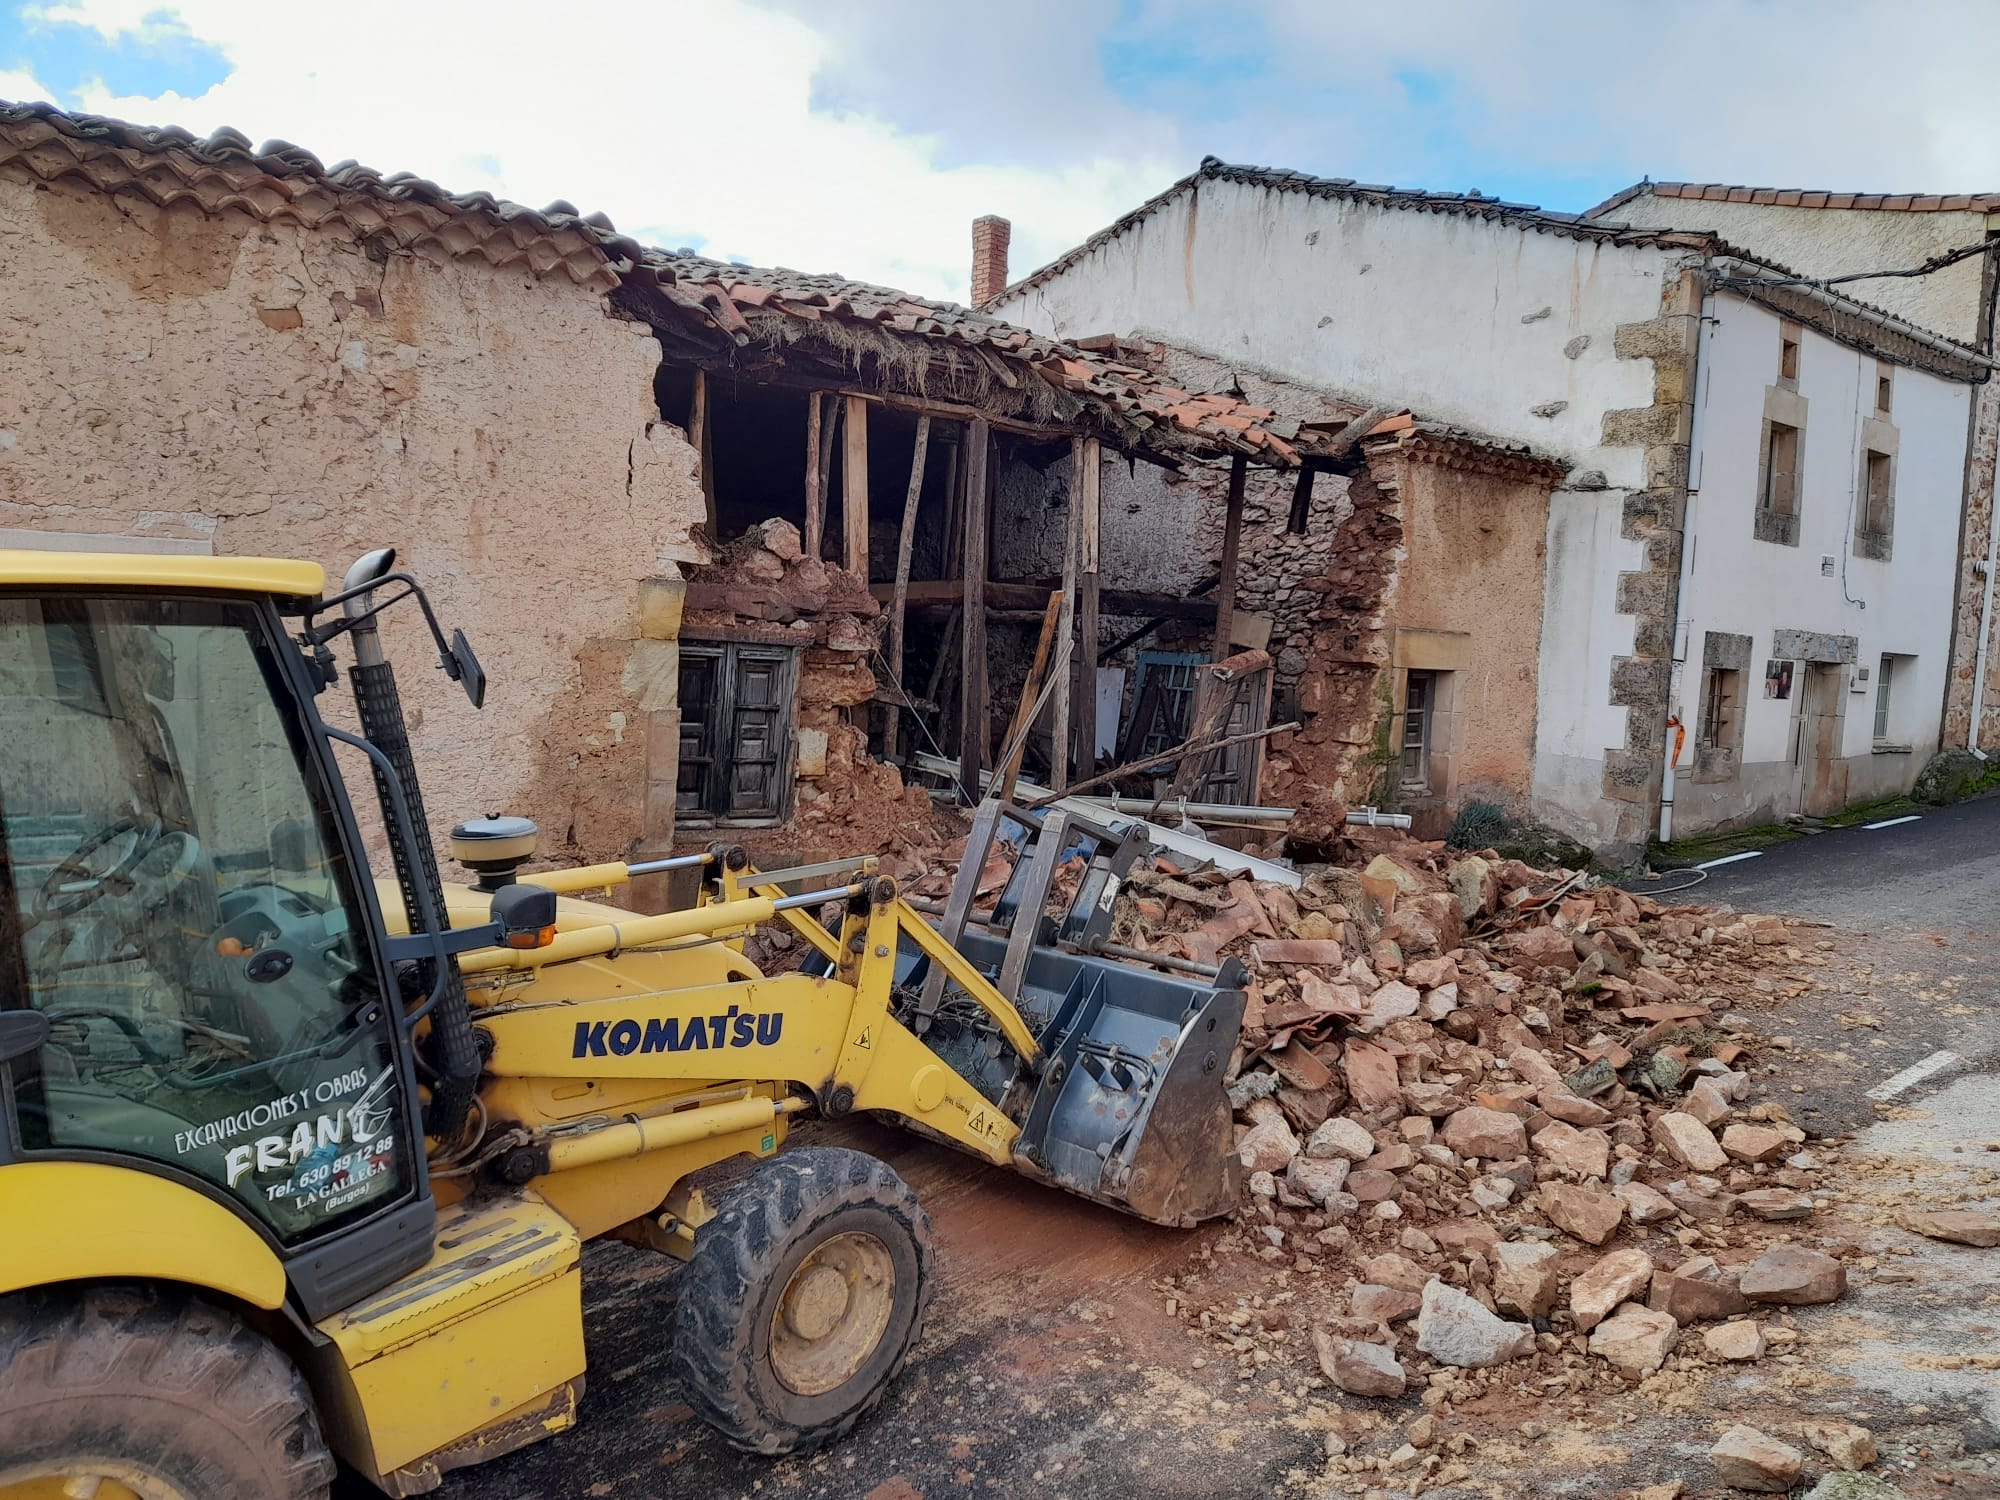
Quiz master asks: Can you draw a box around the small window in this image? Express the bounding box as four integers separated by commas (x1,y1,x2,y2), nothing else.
1698,667,1742,750
1863,450,1893,537
1400,671,1434,791
1762,422,1800,516
1874,654,1895,741
1779,334,1800,382
677,641,798,822
1876,368,1893,414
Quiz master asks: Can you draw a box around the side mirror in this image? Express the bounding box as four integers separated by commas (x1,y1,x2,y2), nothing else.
450,629,486,709
490,883,557,951
0,1011,51,1064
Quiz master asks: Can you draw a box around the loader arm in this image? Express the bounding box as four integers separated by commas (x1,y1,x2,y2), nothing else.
467,881,1029,1167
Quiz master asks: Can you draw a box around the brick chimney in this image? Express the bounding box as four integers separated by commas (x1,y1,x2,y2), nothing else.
970,214,1011,307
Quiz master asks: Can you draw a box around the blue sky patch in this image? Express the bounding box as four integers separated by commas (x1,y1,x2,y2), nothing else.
0,3,231,105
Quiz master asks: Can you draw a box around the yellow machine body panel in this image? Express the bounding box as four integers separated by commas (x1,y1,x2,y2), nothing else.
0,548,325,598
309,1191,585,1485
0,1161,287,1309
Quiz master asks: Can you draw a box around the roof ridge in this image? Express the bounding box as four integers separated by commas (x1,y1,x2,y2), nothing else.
996,157,1738,305
1585,180,2000,216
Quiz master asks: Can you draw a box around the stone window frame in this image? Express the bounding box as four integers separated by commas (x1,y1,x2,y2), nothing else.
1777,320,1803,390
1390,629,1468,806
1853,412,1899,562
1690,630,1752,783
1754,382,1809,548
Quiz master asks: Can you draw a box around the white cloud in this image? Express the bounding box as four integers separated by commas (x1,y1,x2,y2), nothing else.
28,0,1182,301
21,0,2000,307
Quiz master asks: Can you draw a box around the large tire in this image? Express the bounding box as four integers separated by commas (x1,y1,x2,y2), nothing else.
0,1285,334,1500
671,1146,934,1455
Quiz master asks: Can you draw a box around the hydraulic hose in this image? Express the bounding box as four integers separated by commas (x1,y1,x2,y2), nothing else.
343,552,481,1145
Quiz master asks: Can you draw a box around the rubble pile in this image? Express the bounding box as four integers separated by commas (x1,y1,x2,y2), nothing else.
1110,827,1971,1491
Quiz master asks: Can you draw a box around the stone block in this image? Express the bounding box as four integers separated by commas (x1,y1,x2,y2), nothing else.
638,574,687,640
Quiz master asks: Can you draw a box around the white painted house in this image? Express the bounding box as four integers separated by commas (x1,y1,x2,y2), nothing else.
989,161,1990,858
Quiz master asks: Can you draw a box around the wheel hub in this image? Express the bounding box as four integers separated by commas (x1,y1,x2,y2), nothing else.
768,1231,896,1397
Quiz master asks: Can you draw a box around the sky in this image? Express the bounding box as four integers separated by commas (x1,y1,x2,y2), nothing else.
3,0,1999,304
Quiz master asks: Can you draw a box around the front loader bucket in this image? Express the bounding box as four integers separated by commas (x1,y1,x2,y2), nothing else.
948,928,1246,1226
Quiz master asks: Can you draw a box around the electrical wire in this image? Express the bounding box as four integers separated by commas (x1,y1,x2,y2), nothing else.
871,644,975,804
1628,868,1710,897
1719,233,2000,291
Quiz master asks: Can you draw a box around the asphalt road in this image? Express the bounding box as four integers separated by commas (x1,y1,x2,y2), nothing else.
1656,792,2000,934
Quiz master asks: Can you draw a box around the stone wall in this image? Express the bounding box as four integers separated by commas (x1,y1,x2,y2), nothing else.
0,171,706,879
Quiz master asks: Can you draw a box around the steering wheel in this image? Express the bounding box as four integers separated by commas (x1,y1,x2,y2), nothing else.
33,816,202,923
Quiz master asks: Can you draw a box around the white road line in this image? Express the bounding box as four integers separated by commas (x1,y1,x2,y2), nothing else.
1695,850,1764,870
1865,1049,1964,1102
1863,814,1922,829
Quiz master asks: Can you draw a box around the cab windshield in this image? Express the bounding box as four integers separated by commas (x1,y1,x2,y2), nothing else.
0,593,411,1242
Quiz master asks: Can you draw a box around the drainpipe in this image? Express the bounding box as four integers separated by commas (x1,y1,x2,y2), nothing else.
1659,278,1717,844
1973,507,2000,755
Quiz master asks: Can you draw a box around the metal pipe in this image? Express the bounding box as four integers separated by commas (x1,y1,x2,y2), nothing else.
1973,522,2000,755
522,852,713,894
1082,941,1223,979
458,882,862,974
546,1095,809,1173
628,852,715,876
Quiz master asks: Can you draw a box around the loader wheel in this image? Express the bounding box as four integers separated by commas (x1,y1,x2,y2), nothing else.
0,1285,333,1500
672,1146,934,1455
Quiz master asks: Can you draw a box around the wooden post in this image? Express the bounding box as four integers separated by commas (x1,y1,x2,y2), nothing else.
884,414,931,762
843,395,871,577
803,392,824,559
959,418,991,799
814,395,843,560
1051,437,1082,791
997,589,1063,802
1211,454,1248,661
691,369,716,536
1076,437,1102,776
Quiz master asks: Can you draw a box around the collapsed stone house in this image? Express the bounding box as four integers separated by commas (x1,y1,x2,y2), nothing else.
988,160,1993,860
8,102,1523,896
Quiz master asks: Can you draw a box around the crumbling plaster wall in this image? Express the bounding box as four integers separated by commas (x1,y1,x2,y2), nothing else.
1382,452,1554,822
0,172,705,875
1603,194,1992,343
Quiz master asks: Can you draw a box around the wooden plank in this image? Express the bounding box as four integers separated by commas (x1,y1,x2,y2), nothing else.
814,395,843,560
692,369,716,536
883,414,931,762
803,392,824,559
1211,455,1247,660
1052,436,1082,790
1076,436,1102,776
998,589,1064,802
959,419,990,798
1285,463,1316,535
843,393,870,577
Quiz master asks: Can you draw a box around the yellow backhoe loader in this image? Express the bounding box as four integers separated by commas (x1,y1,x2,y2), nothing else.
0,548,1245,1498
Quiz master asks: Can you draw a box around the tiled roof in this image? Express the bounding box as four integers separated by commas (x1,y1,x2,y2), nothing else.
0,99,1335,467
0,100,636,292
998,157,1723,305
639,249,1325,463
1588,180,2000,219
